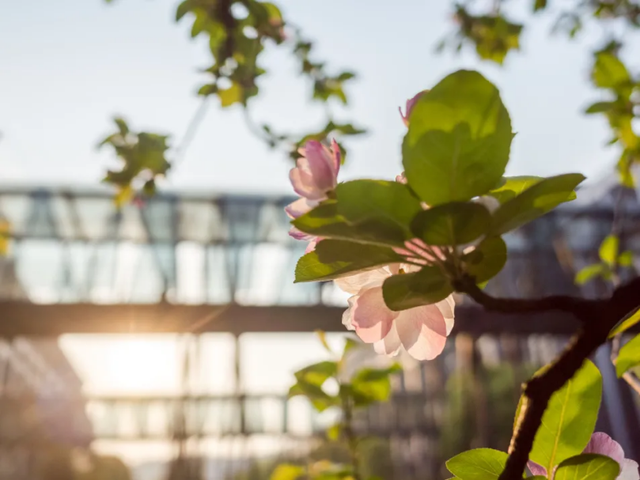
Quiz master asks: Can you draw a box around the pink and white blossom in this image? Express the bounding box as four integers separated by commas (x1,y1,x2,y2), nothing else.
399,91,427,127
289,139,341,201
285,139,341,242
528,432,639,480
337,266,455,361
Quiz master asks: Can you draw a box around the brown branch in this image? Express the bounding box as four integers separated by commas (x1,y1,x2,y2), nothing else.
454,275,640,480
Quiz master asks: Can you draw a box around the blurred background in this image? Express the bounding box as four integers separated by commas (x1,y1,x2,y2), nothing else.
1,1,640,479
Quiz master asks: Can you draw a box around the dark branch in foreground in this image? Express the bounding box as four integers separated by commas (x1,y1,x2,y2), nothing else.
453,275,640,480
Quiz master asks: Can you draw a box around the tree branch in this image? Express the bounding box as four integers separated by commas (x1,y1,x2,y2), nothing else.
454,275,640,480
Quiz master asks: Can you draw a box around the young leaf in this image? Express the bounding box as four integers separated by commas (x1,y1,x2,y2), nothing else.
462,236,507,283
382,267,453,311
575,264,606,285
554,454,619,480
618,251,634,267
599,235,619,266
294,361,338,386
446,448,509,480
411,202,490,246
315,330,333,354
403,70,513,206
294,240,403,283
523,360,602,472
490,174,586,235
592,52,631,91
615,333,640,377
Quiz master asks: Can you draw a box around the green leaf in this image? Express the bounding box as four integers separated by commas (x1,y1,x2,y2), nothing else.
294,361,338,386
615,334,640,377
315,330,332,354
592,52,631,90
175,1,190,21
294,240,403,283
490,174,586,235
218,82,244,107
534,0,547,11
585,101,616,114
489,176,543,204
525,360,602,472
288,381,337,411
411,202,490,246
575,264,606,285
382,267,453,311
610,307,640,336
446,448,508,480
463,236,507,283
554,454,620,480
599,235,619,265
403,70,513,206
326,424,341,441
618,251,634,267
270,464,306,480
336,180,423,239
292,202,409,247
350,364,402,406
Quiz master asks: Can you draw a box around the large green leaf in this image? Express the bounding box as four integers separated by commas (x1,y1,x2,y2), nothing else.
615,333,640,377
403,70,513,206
462,236,507,283
382,267,453,311
524,360,602,471
490,174,586,235
411,202,490,246
489,176,543,203
554,454,619,480
336,180,422,235
294,240,402,283
446,448,509,480
292,202,408,247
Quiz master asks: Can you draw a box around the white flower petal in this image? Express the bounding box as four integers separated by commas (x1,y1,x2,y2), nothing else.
395,304,447,361
373,323,402,357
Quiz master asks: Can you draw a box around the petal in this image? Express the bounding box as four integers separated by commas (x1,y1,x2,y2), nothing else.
527,462,546,477
584,432,625,465
288,227,314,241
350,286,396,343
330,138,341,175
395,172,407,184
436,296,456,335
395,304,447,361
289,167,324,200
285,198,315,219
342,296,357,331
619,460,639,480
301,141,336,192
373,322,402,356
334,268,388,294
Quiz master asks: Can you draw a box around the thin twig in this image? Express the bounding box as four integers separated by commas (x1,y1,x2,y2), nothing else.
455,275,640,480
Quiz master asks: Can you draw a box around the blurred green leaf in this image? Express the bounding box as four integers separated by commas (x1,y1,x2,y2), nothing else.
294,361,338,386
521,360,602,472
592,52,631,91
490,174,585,235
295,240,402,283
446,448,509,480
618,250,634,267
326,424,341,441
463,236,507,283
382,267,453,311
350,364,401,406
411,202,490,246
270,464,306,480
615,333,640,377
599,234,619,265
218,82,244,107
533,0,547,11
554,454,619,480
403,70,512,206
315,330,332,354
575,263,606,285
585,101,617,114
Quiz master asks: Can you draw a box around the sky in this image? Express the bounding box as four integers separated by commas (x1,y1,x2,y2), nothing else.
2,0,639,470
1,0,638,195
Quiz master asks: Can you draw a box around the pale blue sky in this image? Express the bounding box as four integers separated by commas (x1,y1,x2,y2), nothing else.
1,0,637,194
